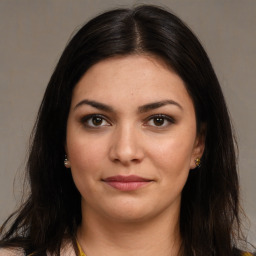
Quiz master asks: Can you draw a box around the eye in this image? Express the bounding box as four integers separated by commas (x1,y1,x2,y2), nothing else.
146,114,175,128
81,114,111,128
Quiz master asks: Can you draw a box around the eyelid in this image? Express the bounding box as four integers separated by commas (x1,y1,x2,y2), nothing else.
80,114,112,127
143,114,175,127
79,113,175,128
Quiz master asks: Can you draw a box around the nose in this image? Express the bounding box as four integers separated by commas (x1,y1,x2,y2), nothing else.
109,124,144,165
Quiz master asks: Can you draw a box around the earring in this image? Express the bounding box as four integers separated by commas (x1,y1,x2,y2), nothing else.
195,158,201,168
64,155,71,168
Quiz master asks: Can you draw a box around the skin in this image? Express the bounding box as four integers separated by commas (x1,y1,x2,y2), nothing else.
66,55,205,256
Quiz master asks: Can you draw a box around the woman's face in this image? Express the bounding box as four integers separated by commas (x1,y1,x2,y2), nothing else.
66,55,204,223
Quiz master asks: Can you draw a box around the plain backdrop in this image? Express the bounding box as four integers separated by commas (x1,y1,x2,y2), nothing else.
0,0,255,245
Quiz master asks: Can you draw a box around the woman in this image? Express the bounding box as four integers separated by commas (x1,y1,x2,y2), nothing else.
0,4,253,256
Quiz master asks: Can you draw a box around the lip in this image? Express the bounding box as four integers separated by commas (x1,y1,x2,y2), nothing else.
103,175,152,191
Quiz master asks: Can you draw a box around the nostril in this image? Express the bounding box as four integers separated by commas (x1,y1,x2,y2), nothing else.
112,157,141,165
131,158,141,163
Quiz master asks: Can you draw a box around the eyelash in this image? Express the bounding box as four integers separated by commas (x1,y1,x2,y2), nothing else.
144,114,175,128
81,114,111,128
80,114,175,128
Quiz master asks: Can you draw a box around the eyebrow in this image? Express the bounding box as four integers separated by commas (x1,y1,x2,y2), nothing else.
138,100,183,113
74,99,114,112
74,99,183,112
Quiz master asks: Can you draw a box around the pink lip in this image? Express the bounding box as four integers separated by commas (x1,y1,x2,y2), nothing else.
103,175,152,191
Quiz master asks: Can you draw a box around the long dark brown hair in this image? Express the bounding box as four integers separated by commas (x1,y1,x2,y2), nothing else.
0,5,247,256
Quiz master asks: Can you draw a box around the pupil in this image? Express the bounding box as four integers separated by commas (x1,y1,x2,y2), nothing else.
92,117,103,126
154,117,164,126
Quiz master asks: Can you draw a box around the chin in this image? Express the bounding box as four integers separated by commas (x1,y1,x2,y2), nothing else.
100,199,163,223
105,209,155,223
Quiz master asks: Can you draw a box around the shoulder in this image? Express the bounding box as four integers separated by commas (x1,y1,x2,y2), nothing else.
0,247,24,256
59,239,76,256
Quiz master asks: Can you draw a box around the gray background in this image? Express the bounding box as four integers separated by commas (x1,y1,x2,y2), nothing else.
0,0,255,245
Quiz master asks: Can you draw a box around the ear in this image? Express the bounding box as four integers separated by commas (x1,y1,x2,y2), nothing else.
190,124,206,169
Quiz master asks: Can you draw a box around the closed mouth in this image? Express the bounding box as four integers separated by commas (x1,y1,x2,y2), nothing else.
102,175,153,191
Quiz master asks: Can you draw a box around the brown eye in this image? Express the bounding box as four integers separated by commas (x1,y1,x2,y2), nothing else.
92,116,103,126
82,114,111,128
153,117,165,126
146,114,175,128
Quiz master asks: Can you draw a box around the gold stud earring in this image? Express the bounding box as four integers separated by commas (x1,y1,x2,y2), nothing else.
64,155,71,168
195,158,201,168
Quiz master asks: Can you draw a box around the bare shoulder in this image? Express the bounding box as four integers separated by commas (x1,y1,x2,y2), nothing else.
0,247,24,256
59,239,76,256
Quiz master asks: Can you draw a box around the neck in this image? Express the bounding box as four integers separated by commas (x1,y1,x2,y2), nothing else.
77,203,181,256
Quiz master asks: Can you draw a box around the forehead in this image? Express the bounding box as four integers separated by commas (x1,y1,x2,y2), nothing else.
71,55,194,112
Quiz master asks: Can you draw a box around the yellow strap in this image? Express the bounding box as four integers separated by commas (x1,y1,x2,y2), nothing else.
77,241,86,256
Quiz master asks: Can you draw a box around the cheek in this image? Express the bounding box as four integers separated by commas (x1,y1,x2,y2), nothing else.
145,138,193,206
67,133,109,178
149,134,195,171
67,138,108,199
146,132,196,195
